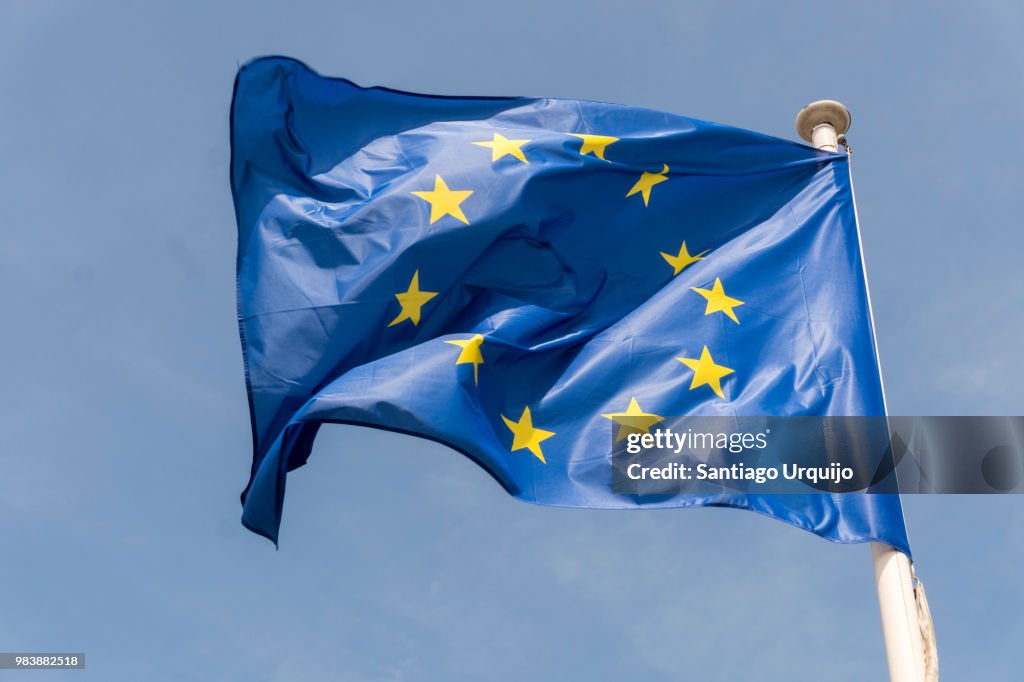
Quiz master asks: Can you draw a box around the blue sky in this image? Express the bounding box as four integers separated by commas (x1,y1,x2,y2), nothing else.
2,1,1022,679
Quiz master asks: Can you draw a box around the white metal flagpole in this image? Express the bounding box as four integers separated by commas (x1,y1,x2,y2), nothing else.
795,101,935,682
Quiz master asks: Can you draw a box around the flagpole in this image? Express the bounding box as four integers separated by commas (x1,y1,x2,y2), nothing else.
796,100,931,682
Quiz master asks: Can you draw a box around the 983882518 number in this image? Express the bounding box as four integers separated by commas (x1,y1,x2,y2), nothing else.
0,653,85,669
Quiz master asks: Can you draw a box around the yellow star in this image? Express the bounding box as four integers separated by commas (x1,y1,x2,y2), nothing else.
387,270,438,327
501,406,555,463
410,175,474,225
569,133,619,160
601,397,664,442
473,133,530,164
660,241,708,276
627,163,669,206
445,334,485,385
692,277,744,324
676,346,735,400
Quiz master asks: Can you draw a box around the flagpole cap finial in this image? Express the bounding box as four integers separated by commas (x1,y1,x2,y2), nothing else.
795,100,851,143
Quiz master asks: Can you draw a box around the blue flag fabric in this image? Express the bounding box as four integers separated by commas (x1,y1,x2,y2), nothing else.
231,57,909,554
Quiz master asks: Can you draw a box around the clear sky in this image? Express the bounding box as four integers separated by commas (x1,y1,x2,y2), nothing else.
2,1,1022,680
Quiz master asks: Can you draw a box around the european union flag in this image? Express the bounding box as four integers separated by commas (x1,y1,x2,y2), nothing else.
231,57,908,553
